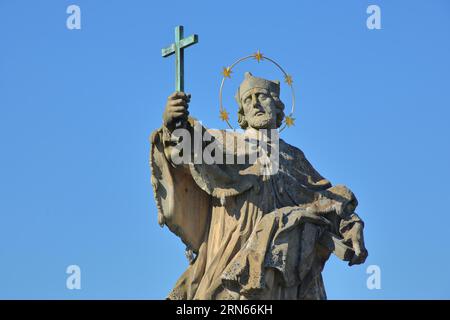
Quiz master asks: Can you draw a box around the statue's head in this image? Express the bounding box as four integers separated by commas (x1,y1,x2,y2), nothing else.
235,72,285,130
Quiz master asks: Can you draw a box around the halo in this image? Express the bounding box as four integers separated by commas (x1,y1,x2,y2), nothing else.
219,50,296,132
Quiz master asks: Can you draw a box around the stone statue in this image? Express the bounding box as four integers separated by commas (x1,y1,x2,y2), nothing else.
150,72,368,300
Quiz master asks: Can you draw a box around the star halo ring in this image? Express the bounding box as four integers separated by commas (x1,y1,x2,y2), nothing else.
219,50,296,132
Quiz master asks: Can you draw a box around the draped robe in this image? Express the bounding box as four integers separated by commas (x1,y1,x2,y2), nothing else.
150,119,363,300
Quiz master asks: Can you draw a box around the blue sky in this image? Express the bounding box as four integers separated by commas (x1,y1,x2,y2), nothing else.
0,0,449,299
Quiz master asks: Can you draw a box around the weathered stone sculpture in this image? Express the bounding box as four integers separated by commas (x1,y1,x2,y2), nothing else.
150,72,368,300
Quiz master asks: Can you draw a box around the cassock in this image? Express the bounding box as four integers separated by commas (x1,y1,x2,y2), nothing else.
150,119,362,300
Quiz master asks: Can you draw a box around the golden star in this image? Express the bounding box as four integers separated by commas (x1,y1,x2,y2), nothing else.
284,74,293,86
220,109,229,121
222,67,232,78
254,50,264,63
285,115,295,127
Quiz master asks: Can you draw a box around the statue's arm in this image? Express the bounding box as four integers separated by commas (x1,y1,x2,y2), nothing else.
322,186,368,266
150,103,212,254
159,91,210,167
297,149,368,265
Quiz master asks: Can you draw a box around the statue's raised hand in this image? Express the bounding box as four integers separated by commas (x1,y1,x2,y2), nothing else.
163,92,190,130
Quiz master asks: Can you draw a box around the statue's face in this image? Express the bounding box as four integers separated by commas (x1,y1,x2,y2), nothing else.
241,88,277,129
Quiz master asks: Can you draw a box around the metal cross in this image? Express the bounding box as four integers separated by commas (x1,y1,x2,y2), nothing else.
162,26,198,92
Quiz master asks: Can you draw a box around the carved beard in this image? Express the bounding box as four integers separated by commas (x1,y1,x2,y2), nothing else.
247,113,275,129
